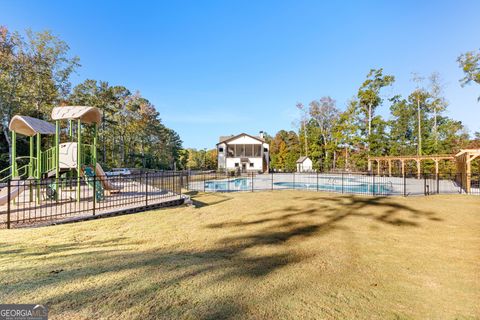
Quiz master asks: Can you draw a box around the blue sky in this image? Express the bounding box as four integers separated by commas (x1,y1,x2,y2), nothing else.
2,0,479,149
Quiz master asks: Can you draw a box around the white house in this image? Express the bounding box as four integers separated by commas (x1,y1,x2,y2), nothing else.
217,133,269,173
296,156,313,172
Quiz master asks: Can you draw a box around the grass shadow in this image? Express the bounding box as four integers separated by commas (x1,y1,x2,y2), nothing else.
0,192,447,319
190,193,233,208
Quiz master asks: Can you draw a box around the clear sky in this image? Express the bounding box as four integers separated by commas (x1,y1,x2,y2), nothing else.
2,0,479,149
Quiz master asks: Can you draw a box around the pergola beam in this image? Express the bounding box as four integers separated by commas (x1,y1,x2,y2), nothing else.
467,154,480,163
367,149,479,193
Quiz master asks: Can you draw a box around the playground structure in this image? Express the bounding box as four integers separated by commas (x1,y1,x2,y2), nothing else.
0,106,186,227
0,106,107,203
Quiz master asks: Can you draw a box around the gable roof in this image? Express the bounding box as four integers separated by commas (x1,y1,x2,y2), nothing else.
219,135,235,143
9,115,56,136
217,133,265,145
296,156,311,163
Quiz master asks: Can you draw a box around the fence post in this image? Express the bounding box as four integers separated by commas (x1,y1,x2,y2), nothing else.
271,172,273,190
372,172,375,196
424,175,427,196
293,172,295,190
162,170,165,192
459,173,462,194
436,173,439,194
316,171,319,192
252,172,253,192
341,171,344,194
7,179,11,229
92,174,96,216
227,172,231,192
178,172,182,197
403,173,406,197
145,172,149,206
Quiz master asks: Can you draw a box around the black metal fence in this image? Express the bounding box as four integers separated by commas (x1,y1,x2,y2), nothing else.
0,172,187,229
186,171,480,197
2,170,478,229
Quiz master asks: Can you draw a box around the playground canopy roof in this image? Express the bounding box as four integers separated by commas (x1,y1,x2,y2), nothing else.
9,115,56,136
51,106,102,124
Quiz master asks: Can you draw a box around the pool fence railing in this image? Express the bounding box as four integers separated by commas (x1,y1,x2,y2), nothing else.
1,170,478,228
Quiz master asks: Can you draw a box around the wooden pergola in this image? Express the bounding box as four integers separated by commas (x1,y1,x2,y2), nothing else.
369,149,480,193
455,149,480,193
368,154,455,178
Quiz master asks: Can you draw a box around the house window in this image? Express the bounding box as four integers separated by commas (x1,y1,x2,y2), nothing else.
234,163,239,167
249,163,254,167
218,147,224,152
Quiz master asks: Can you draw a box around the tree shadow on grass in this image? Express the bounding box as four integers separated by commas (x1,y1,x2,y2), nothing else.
0,237,131,258
207,194,440,248
0,193,442,319
189,193,233,208
0,242,304,319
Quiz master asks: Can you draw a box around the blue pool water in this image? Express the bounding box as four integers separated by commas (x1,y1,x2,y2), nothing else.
273,182,391,194
205,178,250,191
203,177,392,194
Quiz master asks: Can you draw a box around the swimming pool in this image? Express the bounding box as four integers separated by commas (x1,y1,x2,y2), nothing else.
204,178,250,191
273,181,391,194
203,177,392,194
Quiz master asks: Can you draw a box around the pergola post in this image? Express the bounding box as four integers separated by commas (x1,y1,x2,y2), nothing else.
434,159,439,175
416,159,421,179
401,160,405,177
465,154,473,194
345,147,348,169
376,160,380,176
388,160,392,177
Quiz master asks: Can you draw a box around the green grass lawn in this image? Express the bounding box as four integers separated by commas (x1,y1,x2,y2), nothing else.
0,191,479,319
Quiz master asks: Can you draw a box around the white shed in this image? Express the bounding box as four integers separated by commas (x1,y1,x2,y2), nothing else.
296,156,313,172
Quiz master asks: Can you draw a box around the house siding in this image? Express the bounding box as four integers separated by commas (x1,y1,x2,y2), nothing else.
217,134,269,172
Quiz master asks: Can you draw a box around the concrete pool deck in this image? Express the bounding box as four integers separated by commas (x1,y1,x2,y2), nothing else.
189,173,472,196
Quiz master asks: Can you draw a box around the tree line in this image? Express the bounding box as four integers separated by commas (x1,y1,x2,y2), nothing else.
180,148,218,170
267,57,480,173
2,26,479,173
179,50,480,173
0,27,182,170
